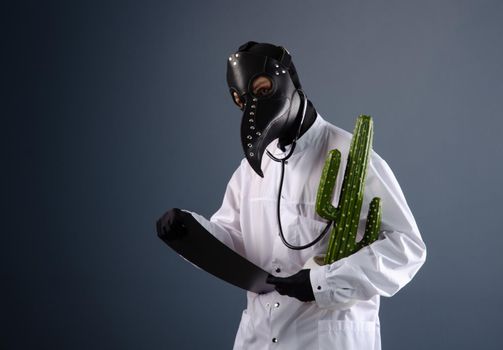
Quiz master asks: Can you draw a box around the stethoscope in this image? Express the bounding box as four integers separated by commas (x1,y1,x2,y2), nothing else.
266,90,332,250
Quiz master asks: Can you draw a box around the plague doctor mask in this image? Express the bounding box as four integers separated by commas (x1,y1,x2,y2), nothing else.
226,41,316,178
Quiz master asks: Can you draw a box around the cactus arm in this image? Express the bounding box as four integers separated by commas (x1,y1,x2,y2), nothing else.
357,197,382,250
315,150,341,264
315,149,341,220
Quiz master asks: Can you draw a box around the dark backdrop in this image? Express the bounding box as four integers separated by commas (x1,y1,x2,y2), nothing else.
4,0,503,349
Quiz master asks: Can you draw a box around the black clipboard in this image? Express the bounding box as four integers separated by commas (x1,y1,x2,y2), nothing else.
161,213,274,294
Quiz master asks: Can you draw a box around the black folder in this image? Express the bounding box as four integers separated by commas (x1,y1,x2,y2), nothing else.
161,214,274,294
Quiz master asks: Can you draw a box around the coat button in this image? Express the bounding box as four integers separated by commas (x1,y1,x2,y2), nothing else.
317,285,322,290
272,337,278,343
275,267,281,273
274,302,280,308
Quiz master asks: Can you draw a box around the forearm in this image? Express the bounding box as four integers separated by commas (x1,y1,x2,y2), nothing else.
310,227,426,308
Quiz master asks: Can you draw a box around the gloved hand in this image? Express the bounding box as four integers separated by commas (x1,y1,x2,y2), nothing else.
156,208,188,243
266,269,315,302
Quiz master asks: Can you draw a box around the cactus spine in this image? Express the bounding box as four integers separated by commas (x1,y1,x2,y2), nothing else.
316,115,382,264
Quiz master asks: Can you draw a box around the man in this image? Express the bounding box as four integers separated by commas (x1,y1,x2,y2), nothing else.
157,41,426,349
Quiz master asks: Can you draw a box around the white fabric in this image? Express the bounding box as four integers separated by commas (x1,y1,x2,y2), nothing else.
186,114,426,350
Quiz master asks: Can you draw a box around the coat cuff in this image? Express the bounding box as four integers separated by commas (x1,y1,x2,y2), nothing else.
309,263,358,310
310,265,333,308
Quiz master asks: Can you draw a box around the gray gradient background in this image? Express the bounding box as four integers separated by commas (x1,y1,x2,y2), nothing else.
4,0,503,349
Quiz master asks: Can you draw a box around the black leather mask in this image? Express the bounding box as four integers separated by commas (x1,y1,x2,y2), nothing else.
227,42,304,177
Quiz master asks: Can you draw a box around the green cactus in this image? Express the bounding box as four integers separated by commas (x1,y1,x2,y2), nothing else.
316,115,382,264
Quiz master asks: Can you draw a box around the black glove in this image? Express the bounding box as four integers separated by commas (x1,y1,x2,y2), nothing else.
266,269,315,302
156,208,188,243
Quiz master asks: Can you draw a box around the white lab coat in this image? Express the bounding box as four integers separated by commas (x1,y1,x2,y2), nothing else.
187,114,426,350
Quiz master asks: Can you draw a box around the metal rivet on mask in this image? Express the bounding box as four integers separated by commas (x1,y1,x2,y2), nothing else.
249,119,253,123
252,98,257,102
250,111,255,115
275,71,279,75
249,152,254,156
247,143,252,148
256,132,261,136
247,135,252,139
250,126,255,130
235,53,240,57
232,61,237,66
274,64,279,68
251,105,256,109
282,70,286,74
228,57,232,61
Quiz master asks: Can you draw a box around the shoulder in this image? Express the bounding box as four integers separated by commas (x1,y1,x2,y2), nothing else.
321,118,353,143
231,157,259,184
318,115,390,167
316,115,354,155
221,158,249,187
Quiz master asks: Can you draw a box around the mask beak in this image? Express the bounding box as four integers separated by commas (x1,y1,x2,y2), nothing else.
241,111,266,178
240,97,291,178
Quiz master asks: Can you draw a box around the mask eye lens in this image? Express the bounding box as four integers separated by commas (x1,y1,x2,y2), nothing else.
256,89,271,97
252,76,273,97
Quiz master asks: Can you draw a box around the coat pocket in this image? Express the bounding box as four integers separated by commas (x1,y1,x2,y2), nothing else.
317,320,376,350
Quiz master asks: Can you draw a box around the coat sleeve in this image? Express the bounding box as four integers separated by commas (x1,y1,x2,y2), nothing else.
182,160,246,258
309,151,427,309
